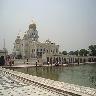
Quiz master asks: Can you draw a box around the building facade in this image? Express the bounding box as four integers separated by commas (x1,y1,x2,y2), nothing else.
13,23,59,60
13,22,96,64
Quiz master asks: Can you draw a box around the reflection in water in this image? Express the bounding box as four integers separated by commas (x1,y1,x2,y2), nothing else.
15,63,96,88
88,65,96,87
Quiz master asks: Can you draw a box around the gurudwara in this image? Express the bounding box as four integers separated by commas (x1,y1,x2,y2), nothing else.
13,22,60,64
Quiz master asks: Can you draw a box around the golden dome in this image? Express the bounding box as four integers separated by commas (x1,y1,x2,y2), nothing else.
29,23,36,30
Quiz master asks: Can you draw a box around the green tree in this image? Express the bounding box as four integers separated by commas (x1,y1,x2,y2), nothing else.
74,50,79,56
79,49,88,56
62,51,67,55
69,51,74,55
89,45,96,56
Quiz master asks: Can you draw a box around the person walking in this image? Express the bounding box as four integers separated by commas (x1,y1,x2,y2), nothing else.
36,61,37,67
27,58,28,64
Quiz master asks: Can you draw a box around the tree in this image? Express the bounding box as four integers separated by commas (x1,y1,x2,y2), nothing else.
89,45,96,56
69,51,74,55
62,51,67,55
79,49,88,56
74,50,79,56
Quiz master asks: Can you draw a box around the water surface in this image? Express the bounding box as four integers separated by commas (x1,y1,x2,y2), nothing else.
14,63,96,89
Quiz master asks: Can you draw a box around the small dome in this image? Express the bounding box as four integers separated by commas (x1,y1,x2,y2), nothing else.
23,34,28,39
45,39,51,43
17,36,20,38
29,23,36,30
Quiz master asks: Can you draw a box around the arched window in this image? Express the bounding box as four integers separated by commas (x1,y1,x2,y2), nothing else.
56,49,58,53
43,48,45,51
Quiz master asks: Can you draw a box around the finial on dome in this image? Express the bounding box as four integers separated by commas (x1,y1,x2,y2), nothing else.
17,31,21,38
32,19,35,24
17,33,20,36
29,19,36,30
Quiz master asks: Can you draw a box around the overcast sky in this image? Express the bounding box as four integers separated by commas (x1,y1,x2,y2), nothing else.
0,0,96,53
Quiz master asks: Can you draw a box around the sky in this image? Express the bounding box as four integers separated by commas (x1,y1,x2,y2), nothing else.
0,0,96,53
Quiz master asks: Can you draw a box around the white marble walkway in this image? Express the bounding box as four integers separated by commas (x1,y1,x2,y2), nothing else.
0,69,68,96
0,67,96,96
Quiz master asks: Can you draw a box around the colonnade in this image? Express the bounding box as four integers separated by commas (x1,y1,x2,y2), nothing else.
46,56,96,65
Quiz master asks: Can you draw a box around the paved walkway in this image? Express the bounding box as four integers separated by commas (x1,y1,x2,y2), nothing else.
2,64,68,68
0,68,68,96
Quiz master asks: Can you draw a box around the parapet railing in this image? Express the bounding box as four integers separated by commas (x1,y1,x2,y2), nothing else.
0,68,96,96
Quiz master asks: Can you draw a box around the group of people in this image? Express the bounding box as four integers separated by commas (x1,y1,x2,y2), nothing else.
0,55,14,66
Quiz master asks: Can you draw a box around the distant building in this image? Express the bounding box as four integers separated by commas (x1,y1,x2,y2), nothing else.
13,23,59,61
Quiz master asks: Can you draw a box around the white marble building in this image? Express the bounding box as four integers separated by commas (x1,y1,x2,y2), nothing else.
13,23,96,64
13,23,59,60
